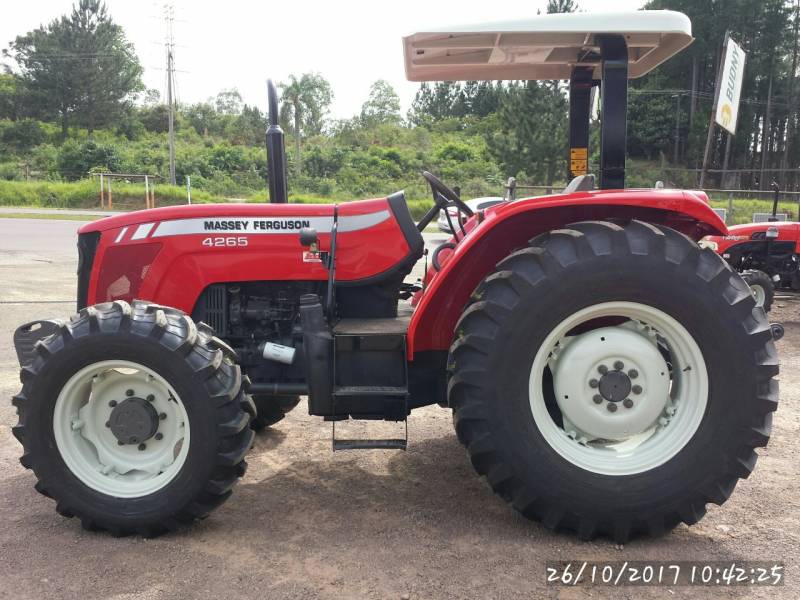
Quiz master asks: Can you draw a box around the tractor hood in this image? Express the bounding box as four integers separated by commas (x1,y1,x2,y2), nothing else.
703,220,798,243
78,202,342,235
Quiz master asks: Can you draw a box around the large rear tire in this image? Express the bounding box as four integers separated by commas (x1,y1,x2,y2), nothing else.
11,301,255,536
448,220,778,542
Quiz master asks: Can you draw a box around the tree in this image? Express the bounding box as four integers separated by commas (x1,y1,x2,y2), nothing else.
6,0,142,138
184,102,219,137
360,80,401,126
408,81,462,124
488,81,569,185
0,73,24,120
57,139,120,180
230,104,267,146
215,88,243,115
279,73,333,176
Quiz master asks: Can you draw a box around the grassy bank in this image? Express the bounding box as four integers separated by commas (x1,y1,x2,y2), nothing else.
1,179,796,225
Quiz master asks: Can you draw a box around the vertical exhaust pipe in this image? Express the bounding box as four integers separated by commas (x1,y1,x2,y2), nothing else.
266,79,288,203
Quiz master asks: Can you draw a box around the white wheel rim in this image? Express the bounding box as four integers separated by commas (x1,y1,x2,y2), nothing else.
53,360,190,498
528,302,708,476
750,284,766,307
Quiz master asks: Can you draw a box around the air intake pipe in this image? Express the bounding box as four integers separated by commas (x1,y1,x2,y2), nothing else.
266,79,288,203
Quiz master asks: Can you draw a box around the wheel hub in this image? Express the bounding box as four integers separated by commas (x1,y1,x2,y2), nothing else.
598,370,631,403
108,397,159,445
53,360,190,498
550,325,671,441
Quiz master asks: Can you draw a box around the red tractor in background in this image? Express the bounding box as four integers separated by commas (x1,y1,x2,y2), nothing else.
11,11,780,542
701,186,799,313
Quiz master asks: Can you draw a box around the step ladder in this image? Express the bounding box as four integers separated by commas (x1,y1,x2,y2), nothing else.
331,316,410,451
331,418,407,451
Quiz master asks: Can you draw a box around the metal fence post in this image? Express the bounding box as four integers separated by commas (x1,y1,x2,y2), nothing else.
727,192,734,225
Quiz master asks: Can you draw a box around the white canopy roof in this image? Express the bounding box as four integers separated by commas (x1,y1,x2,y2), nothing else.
403,10,693,81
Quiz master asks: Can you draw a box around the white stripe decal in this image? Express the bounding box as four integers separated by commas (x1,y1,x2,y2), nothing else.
114,227,128,243
149,210,391,238
131,222,155,240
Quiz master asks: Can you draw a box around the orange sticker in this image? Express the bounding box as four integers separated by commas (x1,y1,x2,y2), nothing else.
570,147,588,176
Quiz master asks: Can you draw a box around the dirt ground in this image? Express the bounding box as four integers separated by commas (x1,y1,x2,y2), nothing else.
0,218,797,600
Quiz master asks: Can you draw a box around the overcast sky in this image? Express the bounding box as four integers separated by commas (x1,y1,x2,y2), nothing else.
3,0,646,119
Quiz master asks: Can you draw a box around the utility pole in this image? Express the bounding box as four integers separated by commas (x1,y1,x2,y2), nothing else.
165,4,177,186
672,93,681,165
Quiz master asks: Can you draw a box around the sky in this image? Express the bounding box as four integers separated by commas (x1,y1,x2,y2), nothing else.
2,0,646,119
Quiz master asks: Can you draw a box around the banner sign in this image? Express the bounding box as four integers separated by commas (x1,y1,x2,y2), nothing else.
714,36,746,135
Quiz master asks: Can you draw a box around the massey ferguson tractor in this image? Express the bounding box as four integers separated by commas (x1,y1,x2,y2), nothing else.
11,11,780,542
701,190,799,312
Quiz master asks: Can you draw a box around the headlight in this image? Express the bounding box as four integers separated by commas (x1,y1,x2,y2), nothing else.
698,240,718,251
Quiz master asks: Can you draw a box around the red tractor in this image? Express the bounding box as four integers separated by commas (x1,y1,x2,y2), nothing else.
11,11,779,542
701,195,799,312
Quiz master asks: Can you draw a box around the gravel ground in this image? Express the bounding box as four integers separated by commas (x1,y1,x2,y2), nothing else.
0,217,797,600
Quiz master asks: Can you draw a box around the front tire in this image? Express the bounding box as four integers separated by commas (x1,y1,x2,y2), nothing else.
448,221,778,541
12,301,255,536
741,269,774,312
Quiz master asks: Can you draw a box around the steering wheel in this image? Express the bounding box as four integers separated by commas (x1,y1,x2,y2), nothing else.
416,171,474,232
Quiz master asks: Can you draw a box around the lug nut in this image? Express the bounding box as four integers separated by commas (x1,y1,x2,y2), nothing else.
623,398,634,409
628,369,639,379
614,361,624,370
117,440,125,446
137,443,146,451
598,364,608,375
607,403,618,413
159,412,167,420
593,394,603,404
146,394,155,402
105,421,111,428
108,400,117,407
155,433,164,441
126,389,134,397
632,385,643,395
589,379,599,388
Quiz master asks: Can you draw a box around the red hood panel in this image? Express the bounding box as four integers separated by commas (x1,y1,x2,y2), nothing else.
78,199,388,234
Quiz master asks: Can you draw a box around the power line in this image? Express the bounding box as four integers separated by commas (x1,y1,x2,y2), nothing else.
164,2,176,186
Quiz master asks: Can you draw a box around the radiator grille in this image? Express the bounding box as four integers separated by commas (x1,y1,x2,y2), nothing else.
202,284,227,334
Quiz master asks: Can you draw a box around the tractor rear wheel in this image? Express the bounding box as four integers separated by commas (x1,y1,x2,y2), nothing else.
448,220,778,542
12,300,254,536
741,269,774,312
250,395,301,431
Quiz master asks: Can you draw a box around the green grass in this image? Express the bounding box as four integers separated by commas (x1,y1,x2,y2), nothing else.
0,212,101,221
708,199,798,225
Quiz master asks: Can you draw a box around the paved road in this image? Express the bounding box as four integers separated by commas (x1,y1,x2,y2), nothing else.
1,215,798,600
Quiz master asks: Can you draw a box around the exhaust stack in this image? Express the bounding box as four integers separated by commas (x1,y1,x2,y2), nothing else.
266,79,288,203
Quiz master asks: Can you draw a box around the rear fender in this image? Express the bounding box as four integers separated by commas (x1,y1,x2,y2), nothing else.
407,189,727,356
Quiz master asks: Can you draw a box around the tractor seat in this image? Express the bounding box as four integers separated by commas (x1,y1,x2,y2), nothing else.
387,191,425,262
564,174,595,193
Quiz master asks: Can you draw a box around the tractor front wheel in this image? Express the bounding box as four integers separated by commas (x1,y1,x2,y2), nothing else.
448,220,778,541
741,269,774,312
12,301,254,536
